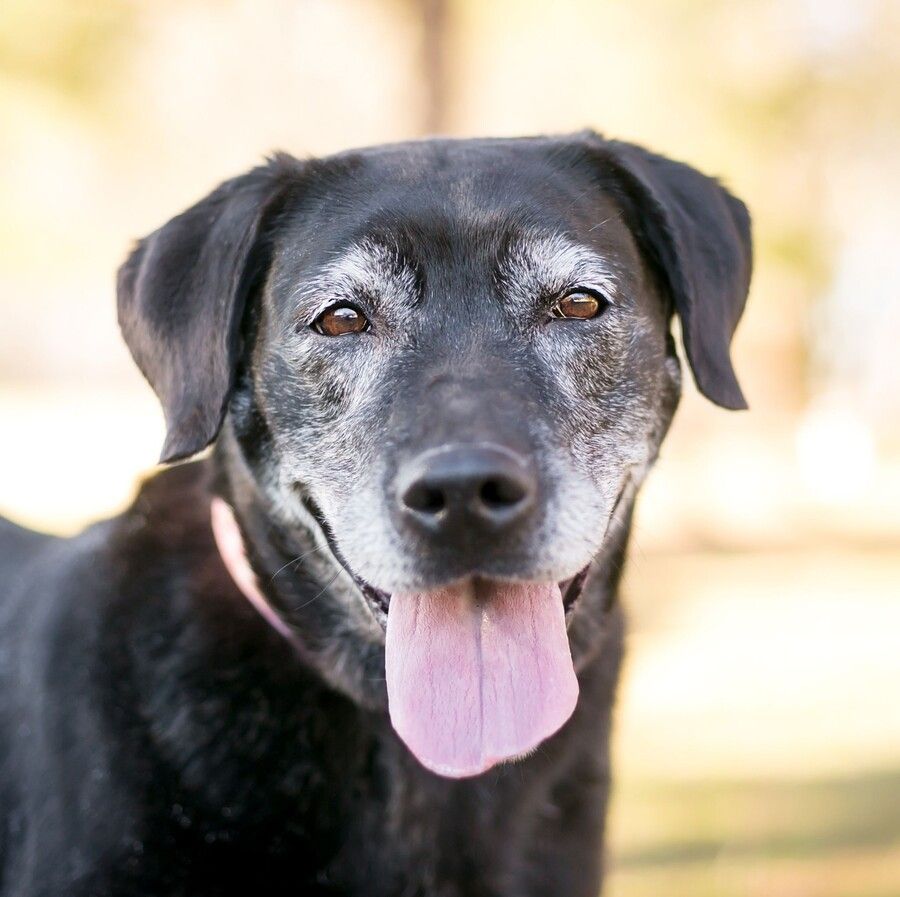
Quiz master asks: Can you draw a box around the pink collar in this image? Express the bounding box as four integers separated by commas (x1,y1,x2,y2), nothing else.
210,497,296,642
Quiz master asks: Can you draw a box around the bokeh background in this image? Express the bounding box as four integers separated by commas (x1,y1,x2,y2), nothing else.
1,1,898,894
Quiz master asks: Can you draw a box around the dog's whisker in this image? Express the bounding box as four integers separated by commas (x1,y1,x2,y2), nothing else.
270,543,328,582
294,567,343,612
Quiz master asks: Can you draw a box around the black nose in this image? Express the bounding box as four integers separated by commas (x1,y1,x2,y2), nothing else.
398,444,536,536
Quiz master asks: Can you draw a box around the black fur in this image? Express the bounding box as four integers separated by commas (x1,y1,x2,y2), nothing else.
0,133,751,896
591,137,752,409
117,157,302,463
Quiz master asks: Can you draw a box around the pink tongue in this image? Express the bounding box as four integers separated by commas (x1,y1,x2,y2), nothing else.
385,580,579,778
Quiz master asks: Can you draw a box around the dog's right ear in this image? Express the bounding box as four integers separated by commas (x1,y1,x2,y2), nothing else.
117,155,302,464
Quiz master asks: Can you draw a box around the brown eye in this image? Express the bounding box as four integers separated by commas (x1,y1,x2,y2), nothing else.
550,291,606,320
312,304,370,336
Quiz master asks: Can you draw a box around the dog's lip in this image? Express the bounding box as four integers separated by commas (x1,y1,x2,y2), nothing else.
354,567,590,621
359,580,391,615
560,566,590,610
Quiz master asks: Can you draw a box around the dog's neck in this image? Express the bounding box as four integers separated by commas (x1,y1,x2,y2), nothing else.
210,495,297,643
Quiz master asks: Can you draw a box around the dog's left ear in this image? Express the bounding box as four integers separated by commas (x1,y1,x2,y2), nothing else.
118,155,301,463
587,137,753,409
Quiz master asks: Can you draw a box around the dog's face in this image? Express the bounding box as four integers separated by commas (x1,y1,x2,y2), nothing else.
118,134,751,775
253,149,675,602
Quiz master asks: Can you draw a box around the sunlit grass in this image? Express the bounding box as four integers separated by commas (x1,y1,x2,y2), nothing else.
607,771,900,897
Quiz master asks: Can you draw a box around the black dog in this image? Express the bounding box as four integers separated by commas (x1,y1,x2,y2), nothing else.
0,133,751,896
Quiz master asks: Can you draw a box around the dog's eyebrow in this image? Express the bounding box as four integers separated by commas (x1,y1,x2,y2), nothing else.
495,232,619,311
299,237,421,314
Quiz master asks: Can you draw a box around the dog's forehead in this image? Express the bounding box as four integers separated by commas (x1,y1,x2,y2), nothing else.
325,138,622,228
271,138,642,301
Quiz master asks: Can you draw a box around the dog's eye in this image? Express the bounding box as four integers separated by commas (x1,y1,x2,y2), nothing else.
550,291,607,320
312,304,370,336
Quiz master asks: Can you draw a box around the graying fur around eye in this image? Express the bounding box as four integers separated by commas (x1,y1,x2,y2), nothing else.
495,232,620,319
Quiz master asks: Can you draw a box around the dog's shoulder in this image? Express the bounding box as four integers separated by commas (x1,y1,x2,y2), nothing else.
0,515,58,587
118,458,215,549
0,460,225,704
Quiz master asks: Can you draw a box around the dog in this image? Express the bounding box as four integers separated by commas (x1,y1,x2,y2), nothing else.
0,132,751,896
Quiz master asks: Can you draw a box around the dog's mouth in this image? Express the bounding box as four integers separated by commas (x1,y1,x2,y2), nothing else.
357,565,589,619
300,495,587,779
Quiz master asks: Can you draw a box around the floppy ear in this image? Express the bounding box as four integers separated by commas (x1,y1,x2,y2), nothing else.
117,155,301,463
589,137,753,409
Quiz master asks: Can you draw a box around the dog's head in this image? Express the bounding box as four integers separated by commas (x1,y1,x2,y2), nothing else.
118,134,751,776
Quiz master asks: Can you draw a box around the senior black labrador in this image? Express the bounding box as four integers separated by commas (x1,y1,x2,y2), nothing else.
0,132,751,896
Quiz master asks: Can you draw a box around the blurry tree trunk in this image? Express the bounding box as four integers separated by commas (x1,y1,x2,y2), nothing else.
419,0,449,134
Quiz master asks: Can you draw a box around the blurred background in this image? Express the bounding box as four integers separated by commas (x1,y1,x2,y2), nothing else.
1,1,898,894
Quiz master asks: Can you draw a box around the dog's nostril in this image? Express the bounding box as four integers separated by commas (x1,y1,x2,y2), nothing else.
398,444,536,531
402,482,446,516
479,476,527,509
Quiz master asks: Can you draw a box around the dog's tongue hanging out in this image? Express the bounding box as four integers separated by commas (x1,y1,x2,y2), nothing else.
385,580,579,778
